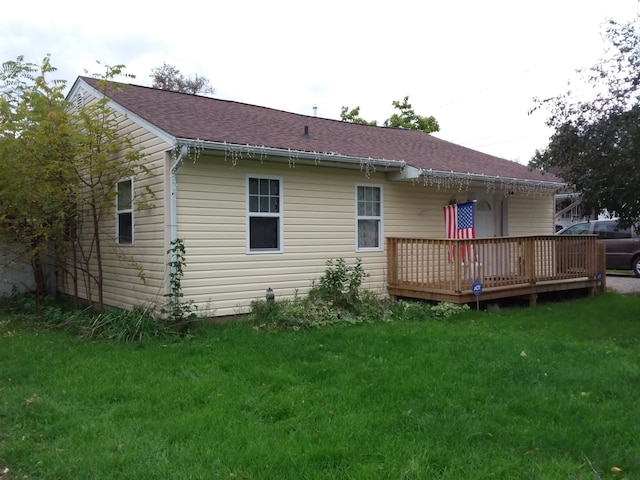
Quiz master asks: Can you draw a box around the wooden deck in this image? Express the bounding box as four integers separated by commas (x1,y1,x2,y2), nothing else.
386,235,606,306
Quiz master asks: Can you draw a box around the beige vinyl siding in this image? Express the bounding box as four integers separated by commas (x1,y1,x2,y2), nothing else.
58,110,171,311
508,195,555,236
177,155,542,316
178,158,367,316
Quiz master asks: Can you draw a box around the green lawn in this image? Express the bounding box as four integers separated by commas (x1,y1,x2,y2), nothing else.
1,293,640,479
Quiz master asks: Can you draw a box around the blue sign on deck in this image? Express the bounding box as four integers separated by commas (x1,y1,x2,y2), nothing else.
596,271,603,283
472,280,483,296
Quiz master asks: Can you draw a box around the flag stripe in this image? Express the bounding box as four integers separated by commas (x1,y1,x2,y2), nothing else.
443,201,476,262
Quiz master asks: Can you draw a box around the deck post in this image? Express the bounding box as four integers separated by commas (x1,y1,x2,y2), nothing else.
454,242,462,292
597,242,606,295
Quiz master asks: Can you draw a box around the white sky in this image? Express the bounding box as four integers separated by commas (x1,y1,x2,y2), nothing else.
2,0,638,164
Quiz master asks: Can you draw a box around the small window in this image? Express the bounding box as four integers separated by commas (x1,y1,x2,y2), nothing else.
116,179,133,245
247,176,283,253
356,184,383,251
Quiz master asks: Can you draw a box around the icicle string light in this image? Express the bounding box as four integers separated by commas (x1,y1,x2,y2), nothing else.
175,141,560,196
419,168,557,196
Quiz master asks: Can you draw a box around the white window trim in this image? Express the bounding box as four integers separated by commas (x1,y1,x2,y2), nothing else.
246,175,284,254
116,177,134,246
355,183,384,252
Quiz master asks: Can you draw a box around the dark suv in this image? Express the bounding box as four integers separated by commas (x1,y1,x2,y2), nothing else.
557,219,640,277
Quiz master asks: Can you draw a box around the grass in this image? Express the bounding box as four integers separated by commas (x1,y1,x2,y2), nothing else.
1,293,640,479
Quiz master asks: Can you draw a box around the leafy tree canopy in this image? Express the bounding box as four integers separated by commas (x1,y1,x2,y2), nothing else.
150,63,214,95
340,96,440,133
530,15,640,229
1,55,151,304
339,106,377,126
0,55,76,296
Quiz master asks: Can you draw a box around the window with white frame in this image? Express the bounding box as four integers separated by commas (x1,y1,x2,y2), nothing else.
116,178,134,245
247,176,283,253
356,184,383,251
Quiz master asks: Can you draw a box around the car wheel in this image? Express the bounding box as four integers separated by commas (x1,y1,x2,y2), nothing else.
633,255,640,278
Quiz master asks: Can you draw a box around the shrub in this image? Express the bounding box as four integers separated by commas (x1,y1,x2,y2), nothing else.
389,299,432,321
249,294,342,331
248,259,473,331
249,259,384,330
430,301,470,320
310,258,368,309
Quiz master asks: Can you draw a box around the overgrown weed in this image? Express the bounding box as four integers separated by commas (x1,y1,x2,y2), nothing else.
0,293,180,342
248,258,469,330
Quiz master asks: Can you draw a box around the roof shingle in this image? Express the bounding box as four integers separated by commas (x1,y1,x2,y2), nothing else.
79,76,559,184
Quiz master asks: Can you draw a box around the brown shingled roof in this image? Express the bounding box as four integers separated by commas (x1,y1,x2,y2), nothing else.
78,76,560,184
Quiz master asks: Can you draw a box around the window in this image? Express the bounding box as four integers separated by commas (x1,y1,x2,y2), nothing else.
594,220,632,239
559,222,590,235
356,184,383,251
247,176,283,253
116,179,133,245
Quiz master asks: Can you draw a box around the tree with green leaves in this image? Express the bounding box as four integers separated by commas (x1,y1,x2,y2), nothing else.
0,55,76,298
530,16,640,230
339,106,378,126
0,56,152,307
150,62,215,95
340,96,440,133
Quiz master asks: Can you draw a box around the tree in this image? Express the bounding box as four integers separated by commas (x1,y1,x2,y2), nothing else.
150,62,214,95
0,55,76,298
71,63,152,308
340,96,440,133
383,96,440,133
0,56,152,307
339,106,377,126
530,15,640,229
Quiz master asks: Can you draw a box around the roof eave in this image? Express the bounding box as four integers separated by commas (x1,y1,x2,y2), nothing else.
174,138,407,171
419,167,565,194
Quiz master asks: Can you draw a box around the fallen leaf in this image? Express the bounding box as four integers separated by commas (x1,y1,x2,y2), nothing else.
24,394,41,406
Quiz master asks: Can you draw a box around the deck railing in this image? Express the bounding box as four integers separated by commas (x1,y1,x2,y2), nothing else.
387,235,604,298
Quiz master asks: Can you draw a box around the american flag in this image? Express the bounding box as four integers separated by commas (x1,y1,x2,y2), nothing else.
443,201,475,261
444,201,476,239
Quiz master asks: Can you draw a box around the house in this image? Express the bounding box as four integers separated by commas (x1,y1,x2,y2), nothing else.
63,76,566,316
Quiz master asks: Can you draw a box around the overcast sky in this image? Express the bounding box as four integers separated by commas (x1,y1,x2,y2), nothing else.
2,1,638,163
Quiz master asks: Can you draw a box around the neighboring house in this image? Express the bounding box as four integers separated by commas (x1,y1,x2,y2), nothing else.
555,193,588,231
63,76,564,317
550,168,605,231
554,192,609,232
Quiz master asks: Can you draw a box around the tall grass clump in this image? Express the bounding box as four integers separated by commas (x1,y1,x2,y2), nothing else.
0,293,179,342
